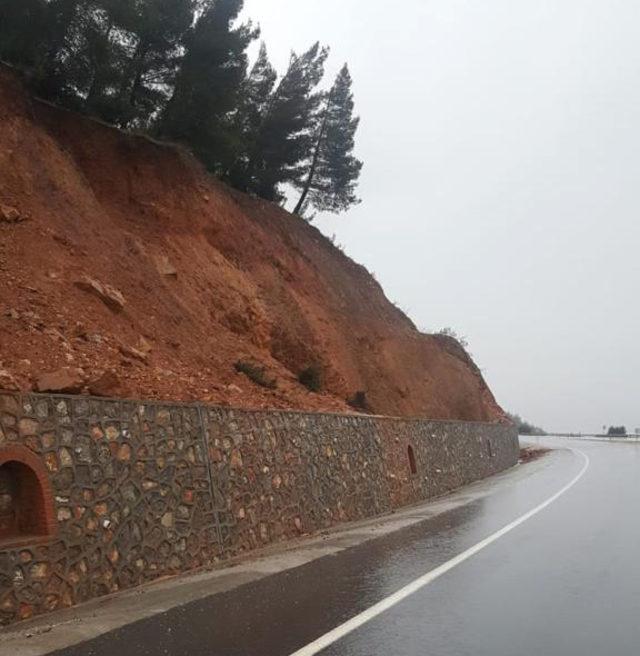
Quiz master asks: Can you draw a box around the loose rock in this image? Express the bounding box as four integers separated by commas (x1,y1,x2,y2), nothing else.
0,205,25,223
0,368,19,391
154,255,178,279
119,344,148,363
137,336,152,356
87,370,130,398
74,276,125,313
35,368,85,394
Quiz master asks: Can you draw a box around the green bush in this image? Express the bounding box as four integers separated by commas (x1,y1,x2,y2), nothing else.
298,365,323,392
347,391,371,412
234,360,277,389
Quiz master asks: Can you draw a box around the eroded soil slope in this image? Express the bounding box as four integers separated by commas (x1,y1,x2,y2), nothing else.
0,66,504,421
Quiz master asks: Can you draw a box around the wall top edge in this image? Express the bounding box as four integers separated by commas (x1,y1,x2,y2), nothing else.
0,389,511,429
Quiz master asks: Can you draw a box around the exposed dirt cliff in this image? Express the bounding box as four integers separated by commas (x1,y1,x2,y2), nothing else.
0,65,505,421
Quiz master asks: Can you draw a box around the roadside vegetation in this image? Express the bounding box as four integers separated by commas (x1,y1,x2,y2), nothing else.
436,327,469,350
298,365,323,393
347,391,372,413
234,359,277,389
0,0,362,218
508,413,547,436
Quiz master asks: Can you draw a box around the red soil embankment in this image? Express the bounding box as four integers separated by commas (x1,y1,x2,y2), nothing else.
0,65,505,421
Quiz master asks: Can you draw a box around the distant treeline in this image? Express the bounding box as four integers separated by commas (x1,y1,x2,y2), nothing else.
508,413,546,436
0,0,362,216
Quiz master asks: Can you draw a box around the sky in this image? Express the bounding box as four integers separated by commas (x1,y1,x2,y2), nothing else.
241,0,640,434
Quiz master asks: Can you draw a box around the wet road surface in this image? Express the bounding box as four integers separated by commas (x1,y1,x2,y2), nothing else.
48,438,640,655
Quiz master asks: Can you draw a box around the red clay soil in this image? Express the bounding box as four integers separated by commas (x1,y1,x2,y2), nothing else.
0,65,506,421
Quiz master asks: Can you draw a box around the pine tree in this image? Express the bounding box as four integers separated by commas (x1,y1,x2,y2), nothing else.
159,0,258,173
23,0,80,99
0,2,365,214
0,0,47,67
33,0,113,104
78,2,133,119
244,42,329,202
227,42,277,188
114,0,195,127
293,65,362,216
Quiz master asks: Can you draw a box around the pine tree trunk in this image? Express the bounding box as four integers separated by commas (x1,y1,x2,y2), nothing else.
293,137,321,215
293,101,330,216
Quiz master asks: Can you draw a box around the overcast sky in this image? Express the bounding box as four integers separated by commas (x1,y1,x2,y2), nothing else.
241,0,640,434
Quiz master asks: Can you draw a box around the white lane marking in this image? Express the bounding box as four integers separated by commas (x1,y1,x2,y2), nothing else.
289,448,590,656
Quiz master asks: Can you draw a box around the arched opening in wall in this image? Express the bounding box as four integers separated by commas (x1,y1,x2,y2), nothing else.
407,445,417,475
0,459,53,545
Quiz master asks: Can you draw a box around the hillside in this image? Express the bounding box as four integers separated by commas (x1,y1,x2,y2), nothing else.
0,65,504,421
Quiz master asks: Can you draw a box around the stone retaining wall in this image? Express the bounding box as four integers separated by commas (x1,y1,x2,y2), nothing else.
0,391,518,625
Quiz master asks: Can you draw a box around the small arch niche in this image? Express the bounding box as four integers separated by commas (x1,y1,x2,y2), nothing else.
407,445,418,475
0,460,52,544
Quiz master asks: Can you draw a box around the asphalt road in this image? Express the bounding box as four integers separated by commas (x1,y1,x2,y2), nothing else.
48,438,640,656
